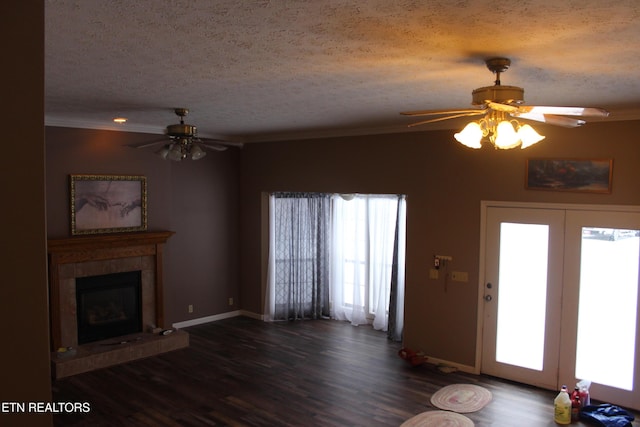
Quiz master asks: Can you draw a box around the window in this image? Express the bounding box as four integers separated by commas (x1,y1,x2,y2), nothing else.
266,193,406,338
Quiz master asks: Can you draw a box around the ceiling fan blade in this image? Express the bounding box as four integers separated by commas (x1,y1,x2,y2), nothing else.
199,138,244,149
400,108,485,117
513,112,586,128
198,142,228,152
516,106,609,117
486,101,519,113
407,111,487,127
127,138,169,149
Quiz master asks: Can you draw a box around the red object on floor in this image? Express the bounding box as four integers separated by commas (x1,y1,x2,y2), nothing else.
398,347,427,366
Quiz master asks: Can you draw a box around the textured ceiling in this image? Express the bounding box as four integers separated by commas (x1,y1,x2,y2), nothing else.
45,0,640,143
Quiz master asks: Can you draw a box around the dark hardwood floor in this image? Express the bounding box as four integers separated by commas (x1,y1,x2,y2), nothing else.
52,316,638,426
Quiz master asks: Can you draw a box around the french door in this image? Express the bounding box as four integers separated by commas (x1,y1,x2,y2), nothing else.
480,203,640,410
481,206,565,390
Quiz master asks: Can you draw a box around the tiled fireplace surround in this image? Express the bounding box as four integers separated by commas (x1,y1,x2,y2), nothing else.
47,231,188,378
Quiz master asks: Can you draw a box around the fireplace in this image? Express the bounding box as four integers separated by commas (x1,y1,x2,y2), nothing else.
76,271,142,345
48,231,188,378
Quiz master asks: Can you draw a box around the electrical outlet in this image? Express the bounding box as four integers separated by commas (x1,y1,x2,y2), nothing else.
188,304,193,313
451,271,469,282
228,298,233,306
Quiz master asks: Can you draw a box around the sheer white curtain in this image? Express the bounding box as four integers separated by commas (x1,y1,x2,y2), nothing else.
330,195,368,325
331,194,401,331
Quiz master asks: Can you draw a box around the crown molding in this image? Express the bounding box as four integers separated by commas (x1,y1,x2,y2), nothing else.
45,110,640,144
45,116,165,135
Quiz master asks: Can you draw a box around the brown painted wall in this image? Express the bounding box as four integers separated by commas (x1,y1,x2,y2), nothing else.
41,118,640,372
45,127,240,326
0,1,52,426
165,141,240,321
239,120,640,366
45,127,173,237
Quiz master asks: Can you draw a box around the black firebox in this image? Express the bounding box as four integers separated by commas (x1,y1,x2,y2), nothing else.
76,270,142,345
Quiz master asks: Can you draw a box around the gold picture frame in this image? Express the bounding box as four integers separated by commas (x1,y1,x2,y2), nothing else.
70,174,147,235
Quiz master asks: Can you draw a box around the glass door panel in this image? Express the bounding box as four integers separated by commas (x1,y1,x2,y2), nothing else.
496,222,549,371
576,227,639,390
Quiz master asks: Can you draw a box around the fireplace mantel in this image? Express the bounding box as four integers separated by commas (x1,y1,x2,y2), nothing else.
47,231,174,352
48,230,175,263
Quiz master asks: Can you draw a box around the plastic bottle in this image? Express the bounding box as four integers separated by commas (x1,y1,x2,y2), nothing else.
579,387,590,407
571,387,581,422
577,379,591,407
570,386,580,405
554,385,571,425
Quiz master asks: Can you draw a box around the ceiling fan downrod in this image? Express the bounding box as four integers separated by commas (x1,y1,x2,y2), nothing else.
485,57,511,86
472,58,524,106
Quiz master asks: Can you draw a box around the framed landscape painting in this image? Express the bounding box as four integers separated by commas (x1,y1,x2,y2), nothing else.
525,158,613,194
70,174,147,235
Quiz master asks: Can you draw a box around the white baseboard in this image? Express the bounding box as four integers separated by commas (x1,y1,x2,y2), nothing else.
424,355,478,374
238,310,264,321
172,310,263,329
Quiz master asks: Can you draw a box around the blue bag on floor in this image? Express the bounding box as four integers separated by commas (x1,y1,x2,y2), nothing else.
580,404,635,427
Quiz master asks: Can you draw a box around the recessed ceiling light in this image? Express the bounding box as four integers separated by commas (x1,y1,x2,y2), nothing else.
113,117,127,124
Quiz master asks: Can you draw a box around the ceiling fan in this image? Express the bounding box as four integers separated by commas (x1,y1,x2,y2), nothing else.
129,108,243,161
400,58,610,149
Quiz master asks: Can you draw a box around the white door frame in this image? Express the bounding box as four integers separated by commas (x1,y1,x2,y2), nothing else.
476,200,640,375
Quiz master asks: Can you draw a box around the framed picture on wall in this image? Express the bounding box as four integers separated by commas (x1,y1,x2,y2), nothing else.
70,174,147,235
525,158,613,194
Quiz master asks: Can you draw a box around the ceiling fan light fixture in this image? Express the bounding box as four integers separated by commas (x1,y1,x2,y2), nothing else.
493,120,520,149
455,112,545,150
166,143,184,161
190,144,207,160
518,124,546,149
155,144,171,160
454,122,483,149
